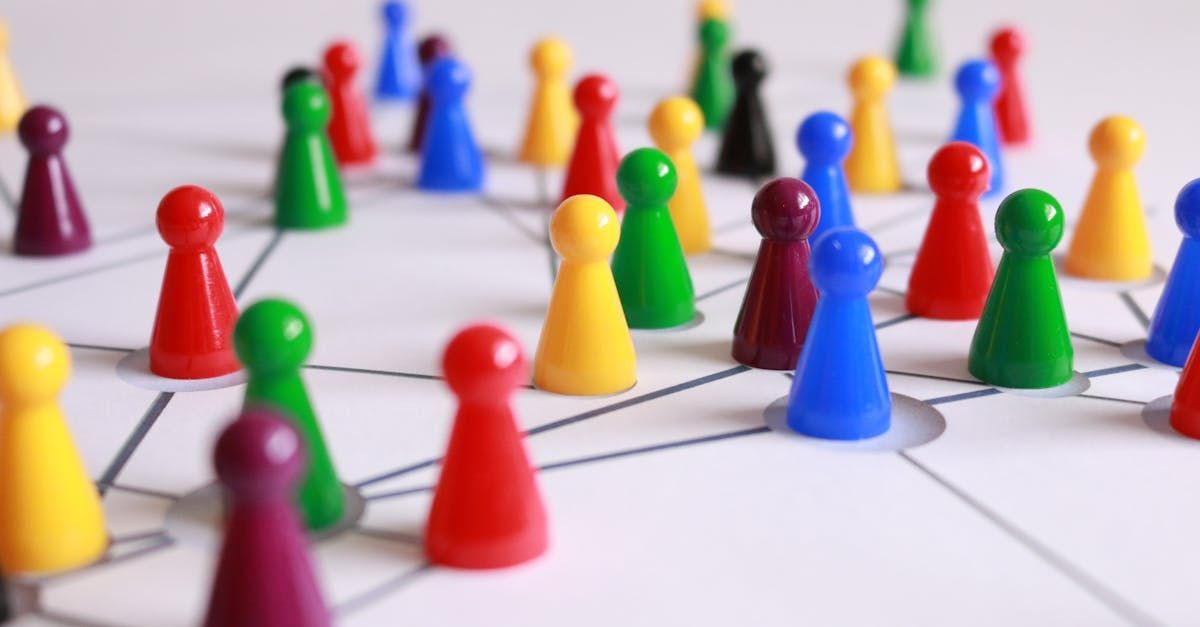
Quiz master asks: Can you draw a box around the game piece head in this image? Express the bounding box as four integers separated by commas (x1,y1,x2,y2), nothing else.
810,228,883,297
649,96,704,150
1174,178,1200,239
382,0,409,27
751,177,820,242
418,34,452,67
907,0,930,10
529,37,572,79
927,141,990,200
697,0,730,20
1088,115,1145,170
616,147,678,209
954,59,1001,103
0,323,70,406
442,323,528,403
281,66,320,93
994,188,1064,256
214,409,304,500
323,40,362,80
796,111,852,164
18,105,69,155
698,17,730,49
989,27,1026,64
549,195,621,263
156,185,226,249
847,56,896,99
730,49,768,89
234,298,314,375
426,57,472,104
573,74,618,118
282,81,331,130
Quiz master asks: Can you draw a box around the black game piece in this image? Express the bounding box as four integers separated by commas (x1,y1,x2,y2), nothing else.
281,66,320,93
715,49,776,178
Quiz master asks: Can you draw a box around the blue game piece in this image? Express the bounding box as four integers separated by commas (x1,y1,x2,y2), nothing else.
797,111,855,241
1146,179,1200,366
417,58,485,192
375,0,421,101
787,228,891,440
949,59,1004,198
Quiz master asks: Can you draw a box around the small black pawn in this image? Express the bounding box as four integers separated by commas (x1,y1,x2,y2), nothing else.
281,66,320,93
716,49,776,178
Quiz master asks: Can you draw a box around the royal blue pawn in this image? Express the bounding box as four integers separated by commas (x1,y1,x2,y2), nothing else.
797,111,855,242
949,59,1004,198
1146,179,1200,366
417,58,484,192
787,228,891,440
374,0,421,101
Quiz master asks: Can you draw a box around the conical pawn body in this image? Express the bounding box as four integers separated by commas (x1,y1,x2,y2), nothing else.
894,2,937,78
275,83,347,229
845,58,901,193
659,142,710,254
1147,181,1200,366
374,1,420,101
1065,168,1151,281
520,39,577,167
324,42,378,166
1170,338,1200,439
0,34,25,133
561,75,622,211
14,106,91,256
691,18,734,131
418,58,484,192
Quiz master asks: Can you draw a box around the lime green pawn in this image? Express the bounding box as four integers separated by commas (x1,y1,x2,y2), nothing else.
894,0,938,78
234,298,345,531
968,189,1073,389
691,18,734,131
612,148,696,329
275,82,348,230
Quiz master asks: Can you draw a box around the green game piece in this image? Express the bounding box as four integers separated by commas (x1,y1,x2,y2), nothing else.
691,18,734,131
894,0,938,78
234,298,345,531
611,148,696,329
275,82,348,230
968,189,1074,389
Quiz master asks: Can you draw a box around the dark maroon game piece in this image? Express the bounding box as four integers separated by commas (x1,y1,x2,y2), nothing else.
407,34,452,153
715,50,776,178
731,178,820,370
203,409,330,627
13,105,91,256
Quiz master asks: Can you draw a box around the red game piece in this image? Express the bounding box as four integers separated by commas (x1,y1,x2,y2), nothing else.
13,105,91,256
990,27,1031,146
426,323,548,569
560,74,622,212
407,34,452,153
731,178,820,371
203,409,330,627
323,40,378,166
906,142,994,319
149,185,240,379
1171,338,1200,439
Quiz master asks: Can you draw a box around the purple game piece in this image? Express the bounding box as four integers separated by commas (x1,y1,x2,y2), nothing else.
203,410,330,627
731,177,821,370
407,34,452,153
13,105,91,256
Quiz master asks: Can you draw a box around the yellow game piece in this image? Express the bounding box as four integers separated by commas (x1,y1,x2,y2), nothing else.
534,195,636,395
649,96,712,255
697,0,730,20
1064,115,1152,281
844,56,902,193
519,37,578,167
0,20,26,133
0,324,107,574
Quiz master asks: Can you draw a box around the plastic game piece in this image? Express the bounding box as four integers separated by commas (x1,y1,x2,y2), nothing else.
732,178,820,370
149,186,240,380
13,105,91,256
797,111,854,241
323,40,378,166
275,82,348,229
560,74,622,211
715,49,775,178
787,229,891,440
407,34,452,153
0,572,8,622
906,142,994,319
691,18,734,131
0,324,107,574
990,27,1031,146
417,58,485,192
234,299,345,532
611,148,696,329
203,410,331,627
1170,334,1200,438
949,59,1004,197
844,56,901,193
1064,116,1152,281
519,37,577,167
426,324,549,569
894,0,937,78
969,189,1073,389
649,96,711,254
0,20,25,133
534,195,636,395
374,0,420,101
281,66,320,92
1146,179,1200,367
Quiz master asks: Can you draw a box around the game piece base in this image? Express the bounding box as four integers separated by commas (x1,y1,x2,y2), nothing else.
993,371,1090,398
762,393,945,451
630,310,706,333
1140,395,1198,440
1120,339,1181,371
116,349,247,392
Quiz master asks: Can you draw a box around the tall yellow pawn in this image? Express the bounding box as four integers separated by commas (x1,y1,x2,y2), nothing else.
649,96,712,254
0,324,107,574
519,37,577,167
1064,116,1152,281
0,20,27,133
844,56,902,193
534,195,636,395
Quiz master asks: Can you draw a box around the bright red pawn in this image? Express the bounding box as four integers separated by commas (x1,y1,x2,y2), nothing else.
990,27,1032,146
426,323,549,569
560,74,623,212
149,185,240,379
906,142,994,320
1171,341,1200,438
323,40,378,166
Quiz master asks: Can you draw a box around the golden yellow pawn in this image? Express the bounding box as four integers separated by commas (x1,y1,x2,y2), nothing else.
0,324,107,574
0,20,27,133
534,195,636,395
1064,116,1152,281
697,0,730,20
844,56,901,193
649,97,711,255
519,37,577,167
